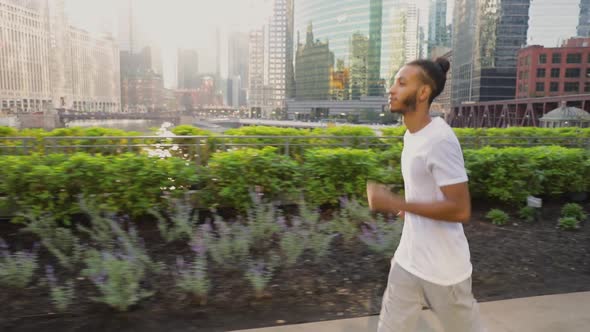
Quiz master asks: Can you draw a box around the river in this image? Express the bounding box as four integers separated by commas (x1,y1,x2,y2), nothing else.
65,119,170,134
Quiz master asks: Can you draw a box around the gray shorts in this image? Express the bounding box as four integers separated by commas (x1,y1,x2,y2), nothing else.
378,262,485,332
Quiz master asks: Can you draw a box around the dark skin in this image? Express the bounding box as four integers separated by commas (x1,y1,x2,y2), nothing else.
367,65,471,224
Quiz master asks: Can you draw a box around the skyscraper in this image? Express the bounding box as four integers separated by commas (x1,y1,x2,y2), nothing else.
451,0,530,108
388,2,420,84
247,0,294,112
177,49,199,90
368,0,384,96
350,33,369,99
118,0,162,76
293,0,402,100
248,27,267,109
0,0,120,112
47,0,72,107
267,0,294,109
228,32,249,107
578,0,590,37
428,0,450,55
295,24,336,100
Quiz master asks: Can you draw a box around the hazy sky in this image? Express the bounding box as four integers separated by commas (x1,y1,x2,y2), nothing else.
65,0,274,86
63,0,582,87
528,0,580,47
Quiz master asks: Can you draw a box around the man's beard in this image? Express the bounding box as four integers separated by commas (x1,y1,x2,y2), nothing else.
390,92,418,114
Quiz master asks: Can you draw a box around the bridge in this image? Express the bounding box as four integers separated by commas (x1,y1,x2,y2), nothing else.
449,94,590,128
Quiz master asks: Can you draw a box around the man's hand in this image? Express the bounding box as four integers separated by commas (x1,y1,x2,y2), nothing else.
397,211,405,221
367,181,405,214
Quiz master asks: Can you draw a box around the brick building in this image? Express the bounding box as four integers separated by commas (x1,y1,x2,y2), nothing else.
516,38,590,99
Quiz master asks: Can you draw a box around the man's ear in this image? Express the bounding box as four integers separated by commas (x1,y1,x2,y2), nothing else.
419,85,431,103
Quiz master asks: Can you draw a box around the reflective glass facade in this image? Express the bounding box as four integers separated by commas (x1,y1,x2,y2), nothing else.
579,0,590,37
452,0,530,107
293,0,417,101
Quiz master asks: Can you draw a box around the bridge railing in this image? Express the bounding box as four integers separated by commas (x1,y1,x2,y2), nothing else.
1,135,589,162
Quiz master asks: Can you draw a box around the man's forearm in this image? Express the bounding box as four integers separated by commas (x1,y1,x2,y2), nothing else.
367,181,471,223
400,200,470,223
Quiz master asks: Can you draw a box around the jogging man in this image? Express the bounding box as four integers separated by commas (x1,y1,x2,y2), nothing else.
367,57,485,332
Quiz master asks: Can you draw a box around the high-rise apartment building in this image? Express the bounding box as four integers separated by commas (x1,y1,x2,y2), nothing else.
0,0,120,112
248,27,267,109
267,0,294,109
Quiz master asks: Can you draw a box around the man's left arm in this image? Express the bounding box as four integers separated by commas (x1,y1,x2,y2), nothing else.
367,182,471,223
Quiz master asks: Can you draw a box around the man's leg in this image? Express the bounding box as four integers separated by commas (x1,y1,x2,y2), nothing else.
421,277,485,332
378,262,424,332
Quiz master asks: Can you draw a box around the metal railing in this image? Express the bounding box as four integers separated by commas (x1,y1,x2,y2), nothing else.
1,135,589,159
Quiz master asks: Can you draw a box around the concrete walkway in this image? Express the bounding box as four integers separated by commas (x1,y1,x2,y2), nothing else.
233,292,590,332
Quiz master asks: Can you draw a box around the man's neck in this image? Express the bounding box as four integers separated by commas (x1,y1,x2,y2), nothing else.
403,106,432,133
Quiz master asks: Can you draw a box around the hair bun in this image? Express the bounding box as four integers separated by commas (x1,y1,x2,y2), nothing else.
435,57,450,75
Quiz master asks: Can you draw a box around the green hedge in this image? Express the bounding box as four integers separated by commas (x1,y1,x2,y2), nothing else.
302,148,381,205
1,146,589,218
464,146,590,203
309,126,382,148
203,147,302,210
464,148,543,203
4,125,590,139
0,153,199,221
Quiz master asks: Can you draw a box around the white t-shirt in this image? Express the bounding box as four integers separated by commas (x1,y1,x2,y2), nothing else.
393,117,472,286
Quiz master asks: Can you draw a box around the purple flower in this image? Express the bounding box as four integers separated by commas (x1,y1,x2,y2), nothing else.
129,224,138,237
291,216,302,228
190,236,207,255
250,261,265,276
339,196,349,208
91,271,107,285
276,215,287,230
176,256,186,271
201,223,213,234
24,243,40,260
101,251,112,261
45,265,57,286
0,238,9,250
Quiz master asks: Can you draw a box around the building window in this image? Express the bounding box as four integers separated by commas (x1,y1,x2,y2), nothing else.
566,53,582,64
539,54,547,64
564,82,579,92
536,68,545,78
536,82,544,92
550,68,560,78
565,68,581,78
550,82,559,92
552,53,561,64
585,82,590,92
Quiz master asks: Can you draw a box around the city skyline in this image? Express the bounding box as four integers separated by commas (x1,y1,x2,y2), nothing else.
64,0,275,87
63,0,439,84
